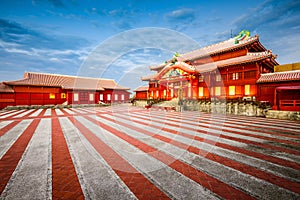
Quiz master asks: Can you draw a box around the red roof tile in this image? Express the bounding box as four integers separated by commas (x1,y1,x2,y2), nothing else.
178,35,263,61
142,51,276,81
133,85,149,92
0,82,14,93
149,63,166,71
149,35,265,71
196,51,277,72
257,70,300,83
4,72,130,91
141,73,158,81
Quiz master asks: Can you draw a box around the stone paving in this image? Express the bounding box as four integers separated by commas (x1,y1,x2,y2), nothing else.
0,105,299,199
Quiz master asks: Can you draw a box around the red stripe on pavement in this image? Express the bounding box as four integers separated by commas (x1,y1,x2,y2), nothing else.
132,112,300,158
193,115,300,147
121,113,300,171
86,115,255,200
36,109,47,118
100,114,300,195
0,121,20,137
58,108,72,116
0,119,40,194
173,112,300,139
21,109,39,119
68,116,170,200
3,110,29,119
51,117,84,200
0,110,15,117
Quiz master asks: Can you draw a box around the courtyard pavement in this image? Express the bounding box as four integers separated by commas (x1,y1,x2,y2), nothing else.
0,105,299,199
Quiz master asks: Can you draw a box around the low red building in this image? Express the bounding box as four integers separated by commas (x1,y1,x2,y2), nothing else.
136,32,300,111
0,72,130,109
133,85,149,100
257,66,300,111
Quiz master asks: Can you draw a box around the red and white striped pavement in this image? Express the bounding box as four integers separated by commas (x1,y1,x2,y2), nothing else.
0,105,299,199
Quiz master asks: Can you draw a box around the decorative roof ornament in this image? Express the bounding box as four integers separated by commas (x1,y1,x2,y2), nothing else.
164,52,181,66
173,52,180,57
234,30,250,44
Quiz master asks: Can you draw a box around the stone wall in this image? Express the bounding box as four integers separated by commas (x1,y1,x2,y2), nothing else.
132,100,148,107
182,100,268,117
266,110,300,120
133,99,300,120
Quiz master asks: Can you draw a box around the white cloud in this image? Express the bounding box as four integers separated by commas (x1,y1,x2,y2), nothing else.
228,0,300,64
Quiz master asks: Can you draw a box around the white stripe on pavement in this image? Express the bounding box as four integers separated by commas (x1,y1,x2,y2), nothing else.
78,115,220,200
97,115,299,200
109,113,300,182
59,117,136,200
29,109,43,117
0,120,13,129
0,119,33,159
0,119,51,199
0,110,25,119
44,109,51,116
13,109,34,118
62,108,75,115
55,109,64,116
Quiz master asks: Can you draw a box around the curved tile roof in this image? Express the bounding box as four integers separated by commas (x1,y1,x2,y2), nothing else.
0,82,14,93
195,50,277,72
179,35,263,61
133,85,149,92
143,51,277,80
257,70,300,83
149,35,265,71
141,73,158,81
4,72,130,91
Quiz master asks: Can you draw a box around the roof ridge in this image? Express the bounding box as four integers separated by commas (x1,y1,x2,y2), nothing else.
181,35,258,56
261,69,300,76
26,72,115,81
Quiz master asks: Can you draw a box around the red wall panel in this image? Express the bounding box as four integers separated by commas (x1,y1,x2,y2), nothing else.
31,93,43,100
16,93,30,99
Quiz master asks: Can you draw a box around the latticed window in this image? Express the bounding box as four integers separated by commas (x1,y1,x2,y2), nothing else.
89,93,94,101
244,85,250,95
244,70,256,79
216,75,221,82
49,93,55,99
221,74,227,81
73,93,79,101
229,86,235,96
199,75,204,82
79,93,88,101
198,87,203,97
230,72,241,80
215,87,221,96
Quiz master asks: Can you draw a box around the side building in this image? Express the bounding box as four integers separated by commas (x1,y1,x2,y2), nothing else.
0,72,130,109
136,33,300,111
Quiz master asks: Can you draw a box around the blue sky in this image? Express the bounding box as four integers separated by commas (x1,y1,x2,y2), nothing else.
0,0,300,91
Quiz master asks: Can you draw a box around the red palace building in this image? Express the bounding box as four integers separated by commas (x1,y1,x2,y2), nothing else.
0,72,130,109
135,32,300,111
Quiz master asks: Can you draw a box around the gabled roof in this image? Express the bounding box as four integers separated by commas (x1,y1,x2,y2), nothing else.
142,51,277,81
4,72,130,91
141,73,158,81
179,35,264,61
149,35,266,71
0,82,14,93
195,50,277,73
257,70,300,83
133,85,149,92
